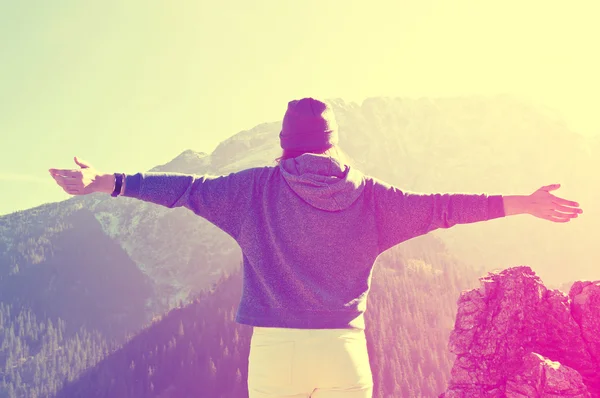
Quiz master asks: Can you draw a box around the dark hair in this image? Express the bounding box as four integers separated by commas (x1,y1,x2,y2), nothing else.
274,145,350,166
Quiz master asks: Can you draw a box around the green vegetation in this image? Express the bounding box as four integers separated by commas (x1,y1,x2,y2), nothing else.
0,303,111,398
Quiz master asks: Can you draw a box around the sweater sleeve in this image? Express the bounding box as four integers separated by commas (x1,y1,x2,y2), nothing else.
373,178,505,253
121,167,265,239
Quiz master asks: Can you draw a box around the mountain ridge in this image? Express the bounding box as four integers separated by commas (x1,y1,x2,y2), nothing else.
1,94,596,397
2,95,596,315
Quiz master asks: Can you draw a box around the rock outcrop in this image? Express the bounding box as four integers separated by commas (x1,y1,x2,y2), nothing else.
440,266,600,397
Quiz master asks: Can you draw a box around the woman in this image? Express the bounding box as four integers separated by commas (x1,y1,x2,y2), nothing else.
49,97,583,398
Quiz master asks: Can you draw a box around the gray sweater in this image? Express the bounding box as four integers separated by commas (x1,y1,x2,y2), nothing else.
122,153,505,329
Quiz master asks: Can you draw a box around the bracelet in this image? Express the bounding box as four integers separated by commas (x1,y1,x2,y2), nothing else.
120,173,126,195
111,173,124,197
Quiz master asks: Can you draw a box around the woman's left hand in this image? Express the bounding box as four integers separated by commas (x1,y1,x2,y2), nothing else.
525,184,583,223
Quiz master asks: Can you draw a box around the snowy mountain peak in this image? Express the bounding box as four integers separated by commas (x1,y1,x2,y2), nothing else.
150,149,211,174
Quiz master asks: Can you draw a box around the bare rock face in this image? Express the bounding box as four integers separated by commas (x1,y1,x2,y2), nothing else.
440,266,600,397
505,353,589,397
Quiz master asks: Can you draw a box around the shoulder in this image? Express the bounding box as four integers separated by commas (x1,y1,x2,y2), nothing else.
229,165,277,188
361,173,392,192
221,165,275,179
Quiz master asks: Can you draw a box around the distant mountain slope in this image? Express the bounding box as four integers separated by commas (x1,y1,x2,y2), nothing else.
329,96,597,287
0,201,152,341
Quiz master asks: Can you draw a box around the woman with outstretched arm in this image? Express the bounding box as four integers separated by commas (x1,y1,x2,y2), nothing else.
49,98,582,398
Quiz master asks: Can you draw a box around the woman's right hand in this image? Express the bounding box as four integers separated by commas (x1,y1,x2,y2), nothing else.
526,184,583,223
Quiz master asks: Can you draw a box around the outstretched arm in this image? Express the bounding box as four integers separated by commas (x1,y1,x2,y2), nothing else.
373,179,582,253
49,157,265,239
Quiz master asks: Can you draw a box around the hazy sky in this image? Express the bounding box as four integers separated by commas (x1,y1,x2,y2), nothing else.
1,0,598,216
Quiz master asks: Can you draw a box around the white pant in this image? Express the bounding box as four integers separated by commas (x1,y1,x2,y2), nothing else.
248,326,374,398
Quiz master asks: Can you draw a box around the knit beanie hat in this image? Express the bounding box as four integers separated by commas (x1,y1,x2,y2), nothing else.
279,98,339,151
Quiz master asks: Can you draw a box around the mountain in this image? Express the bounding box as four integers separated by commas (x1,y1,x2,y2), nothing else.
53,234,479,398
1,94,596,396
140,95,599,297
327,96,597,288
5,94,593,319
440,266,600,397
0,202,152,340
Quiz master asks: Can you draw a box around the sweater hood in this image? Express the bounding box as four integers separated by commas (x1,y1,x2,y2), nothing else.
278,153,365,211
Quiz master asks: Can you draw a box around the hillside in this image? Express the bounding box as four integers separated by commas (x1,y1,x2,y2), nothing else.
0,203,152,340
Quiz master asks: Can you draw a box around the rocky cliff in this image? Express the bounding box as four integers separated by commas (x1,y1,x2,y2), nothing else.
441,266,600,397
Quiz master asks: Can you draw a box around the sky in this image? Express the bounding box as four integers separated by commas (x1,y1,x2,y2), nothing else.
1,0,599,216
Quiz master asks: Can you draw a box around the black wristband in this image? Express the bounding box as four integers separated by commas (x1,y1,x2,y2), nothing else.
111,173,123,197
